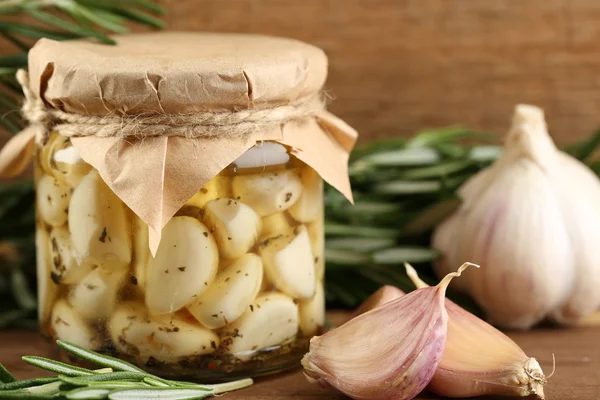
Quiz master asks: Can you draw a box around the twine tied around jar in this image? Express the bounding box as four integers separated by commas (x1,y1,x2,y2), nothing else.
16,69,327,143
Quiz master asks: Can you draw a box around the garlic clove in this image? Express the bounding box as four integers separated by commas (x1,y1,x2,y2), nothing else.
109,302,219,362
260,225,316,299
405,264,546,399
187,253,263,329
36,228,58,324
289,168,323,223
145,216,219,315
459,159,573,329
185,177,231,209
131,216,150,290
221,292,299,359
302,263,476,400
39,133,67,178
307,219,325,281
51,299,99,349
36,174,70,227
53,146,92,188
347,285,404,321
261,212,293,237
299,282,326,337
232,170,303,216
68,170,132,268
49,226,94,284
233,142,290,169
69,267,128,321
203,198,262,260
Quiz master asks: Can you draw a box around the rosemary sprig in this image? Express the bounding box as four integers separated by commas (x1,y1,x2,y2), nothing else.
0,341,253,400
324,126,600,309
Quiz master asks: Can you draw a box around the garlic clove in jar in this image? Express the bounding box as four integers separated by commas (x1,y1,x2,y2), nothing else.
233,142,290,169
69,267,128,321
51,299,99,349
260,225,316,299
145,216,219,315
185,177,231,209
203,198,262,260
49,226,94,284
68,170,132,268
187,253,263,329
405,264,546,399
53,146,92,188
109,302,219,362
298,282,326,337
307,219,325,281
131,216,150,290
38,132,68,178
302,263,476,400
232,170,303,216
261,212,293,237
36,228,58,323
221,292,299,359
36,174,70,227
289,168,323,223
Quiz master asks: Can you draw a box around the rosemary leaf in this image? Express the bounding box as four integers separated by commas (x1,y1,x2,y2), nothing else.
0,378,57,391
21,356,95,377
0,391,56,399
56,341,146,374
0,362,16,383
24,8,115,44
66,387,112,400
57,372,148,384
372,247,440,264
326,238,396,252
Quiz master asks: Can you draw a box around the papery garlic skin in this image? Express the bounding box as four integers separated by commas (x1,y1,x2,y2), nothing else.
432,104,600,329
548,152,600,324
302,263,475,400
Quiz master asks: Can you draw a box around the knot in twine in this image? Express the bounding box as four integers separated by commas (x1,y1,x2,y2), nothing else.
16,69,326,142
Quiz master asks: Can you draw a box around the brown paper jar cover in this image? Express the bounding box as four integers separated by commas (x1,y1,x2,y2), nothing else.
8,32,357,254
29,32,329,115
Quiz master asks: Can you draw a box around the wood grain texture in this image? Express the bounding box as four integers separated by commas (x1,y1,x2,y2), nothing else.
4,1,600,144
154,0,600,144
0,311,598,400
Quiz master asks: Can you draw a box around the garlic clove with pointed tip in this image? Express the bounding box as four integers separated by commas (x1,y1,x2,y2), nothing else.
302,263,476,400
405,264,547,399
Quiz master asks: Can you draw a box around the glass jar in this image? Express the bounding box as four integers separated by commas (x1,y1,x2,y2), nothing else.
36,133,325,380
0,32,359,382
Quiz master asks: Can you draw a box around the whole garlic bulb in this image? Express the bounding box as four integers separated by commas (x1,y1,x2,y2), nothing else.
433,104,600,329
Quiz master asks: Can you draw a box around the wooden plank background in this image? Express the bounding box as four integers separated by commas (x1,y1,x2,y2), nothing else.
3,0,600,144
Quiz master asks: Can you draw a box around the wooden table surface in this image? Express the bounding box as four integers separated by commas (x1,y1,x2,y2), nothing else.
2,312,600,400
